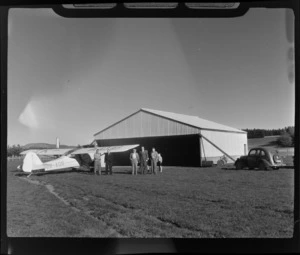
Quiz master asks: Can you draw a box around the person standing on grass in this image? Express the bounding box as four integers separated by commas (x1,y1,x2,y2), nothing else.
94,149,102,175
139,146,149,175
157,153,163,173
130,148,140,175
151,148,159,174
105,149,113,175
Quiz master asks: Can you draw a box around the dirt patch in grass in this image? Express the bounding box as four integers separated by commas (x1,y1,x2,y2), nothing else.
7,160,122,237
7,160,294,237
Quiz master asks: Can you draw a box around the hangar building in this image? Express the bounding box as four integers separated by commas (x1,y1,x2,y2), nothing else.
94,108,248,167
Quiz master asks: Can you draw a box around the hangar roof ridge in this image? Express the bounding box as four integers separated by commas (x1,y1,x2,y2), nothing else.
141,108,246,133
94,108,246,136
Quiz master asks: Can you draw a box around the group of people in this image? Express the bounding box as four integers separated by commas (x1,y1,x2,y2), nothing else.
93,149,113,175
130,147,163,175
93,147,163,176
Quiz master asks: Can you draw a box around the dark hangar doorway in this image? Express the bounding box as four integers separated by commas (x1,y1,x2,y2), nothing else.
96,134,201,167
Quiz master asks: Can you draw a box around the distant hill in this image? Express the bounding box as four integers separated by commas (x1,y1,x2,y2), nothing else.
22,143,75,150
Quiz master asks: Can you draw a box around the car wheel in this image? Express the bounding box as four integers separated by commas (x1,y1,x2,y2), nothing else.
235,161,244,170
258,162,266,170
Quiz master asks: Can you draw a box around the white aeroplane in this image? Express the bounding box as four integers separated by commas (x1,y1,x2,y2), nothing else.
17,144,139,177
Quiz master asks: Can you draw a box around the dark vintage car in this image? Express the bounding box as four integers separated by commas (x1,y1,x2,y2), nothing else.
235,147,285,170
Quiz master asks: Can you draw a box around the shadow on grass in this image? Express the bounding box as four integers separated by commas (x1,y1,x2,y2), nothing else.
15,169,151,177
280,166,294,169
15,168,91,177
109,170,155,175
81,169,146,175
221,167,279,172
10,169,23,173
109,170,132,175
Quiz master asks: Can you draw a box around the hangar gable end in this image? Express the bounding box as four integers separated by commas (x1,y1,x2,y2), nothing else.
94,108,245,140
94,110,200,139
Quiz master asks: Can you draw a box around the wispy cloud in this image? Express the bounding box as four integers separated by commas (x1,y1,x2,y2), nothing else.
18,100,39,129
18,96,58,130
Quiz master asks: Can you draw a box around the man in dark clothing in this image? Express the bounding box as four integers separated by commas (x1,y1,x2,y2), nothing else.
105,149,113,175
139,147,149,174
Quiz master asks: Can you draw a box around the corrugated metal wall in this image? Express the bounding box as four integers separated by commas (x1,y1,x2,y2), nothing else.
95,110,248,165
201,130,248,162
95,111,200,139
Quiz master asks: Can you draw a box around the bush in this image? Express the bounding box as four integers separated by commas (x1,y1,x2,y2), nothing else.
277,133,293,147
7,144,23,157
286,126,294,136
286,126,295,145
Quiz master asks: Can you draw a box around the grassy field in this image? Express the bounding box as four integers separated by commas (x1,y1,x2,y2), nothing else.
7,159,294,238
248,136,294,152
248,136,294,166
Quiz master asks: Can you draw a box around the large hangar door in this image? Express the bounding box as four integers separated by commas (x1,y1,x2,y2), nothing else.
97,134,201,167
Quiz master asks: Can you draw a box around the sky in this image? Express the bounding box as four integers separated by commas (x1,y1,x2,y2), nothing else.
7,7,295,146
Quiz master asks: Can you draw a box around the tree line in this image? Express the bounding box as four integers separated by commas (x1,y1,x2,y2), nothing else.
7,126,295,157
243,126,295,147
7,144,23,157
242,127,293,138
7,144,83,157
7,143,76,157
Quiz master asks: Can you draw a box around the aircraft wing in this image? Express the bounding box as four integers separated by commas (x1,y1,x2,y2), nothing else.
20,149,41,155
71,144,140,155
20,148,75,156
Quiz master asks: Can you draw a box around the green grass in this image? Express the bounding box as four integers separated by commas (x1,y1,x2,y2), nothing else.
248,136,294,152
248,136,280,149
7,160,294,237
248,136,294,166
7,160,120,237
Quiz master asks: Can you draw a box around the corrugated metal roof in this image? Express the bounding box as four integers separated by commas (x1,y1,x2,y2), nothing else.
94,108,246,136
141,108,246,133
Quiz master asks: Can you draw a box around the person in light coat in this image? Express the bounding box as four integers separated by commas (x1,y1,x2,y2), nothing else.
94,149,102,175
157,153,163,173
151,148,159,175
130,149,140,175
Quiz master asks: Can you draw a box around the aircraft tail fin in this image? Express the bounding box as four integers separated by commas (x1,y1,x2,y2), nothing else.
22,152,43,172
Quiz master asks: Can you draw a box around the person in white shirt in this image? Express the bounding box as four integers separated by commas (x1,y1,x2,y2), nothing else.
94,149,102,175
130,149,140,175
